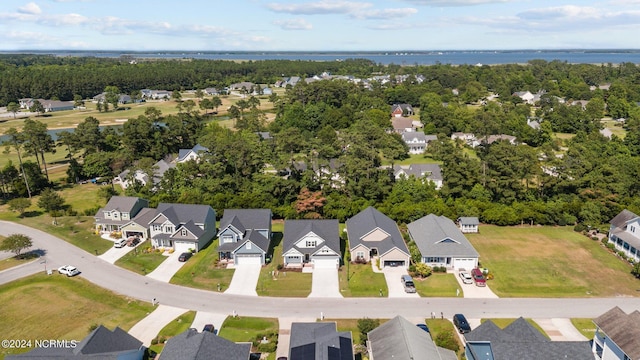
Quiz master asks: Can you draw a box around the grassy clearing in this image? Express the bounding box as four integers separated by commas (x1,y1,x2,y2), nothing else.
480,318,549,339
414,273,462,297
601,118,627,139
338,262,387,297
219,316,279,360
0,252,39,272
424,318,465,359
571,318,597,340
115,245,167,275
467,225,640,297
170,240,235,291
149,311,196,354
0,273,154,358
381,153,442,166
256,231,312,297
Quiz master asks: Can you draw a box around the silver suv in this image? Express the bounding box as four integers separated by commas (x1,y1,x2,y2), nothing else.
401,274,416,293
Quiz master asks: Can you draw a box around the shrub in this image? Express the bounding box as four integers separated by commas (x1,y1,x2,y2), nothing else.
601,238,609,246
88,323,98,333
591,236,599,241
434,331,460,352
574,224,587,232
357,318,380,345
277,264,284,270
606,243,615,251
617,250,626,258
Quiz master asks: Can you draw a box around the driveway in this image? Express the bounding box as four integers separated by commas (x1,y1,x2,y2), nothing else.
146,251,186,282
533,318,588,341
453,269,499,298
308,267,342,298
383,267,419,298
225,264,260,296
128,305,189,346
190,311,228,335
98,242,138,264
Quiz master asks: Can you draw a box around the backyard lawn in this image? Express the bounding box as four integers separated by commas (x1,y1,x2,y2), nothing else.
414,273,462,297
219,316,279,360
0,273,153,358
170,240,235,291
467,225,640,297
149,311,195,354
338,262,387,297
115,245,168,275
256,231,312,297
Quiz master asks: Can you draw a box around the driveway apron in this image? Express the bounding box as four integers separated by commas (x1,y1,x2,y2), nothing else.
98,242,138,264
146,251,186,282
225,264,261,296
383,267,419,298
533,318,588,341
128,305,189,346
190,311,229,335
453,269,499,298
309,267,342,298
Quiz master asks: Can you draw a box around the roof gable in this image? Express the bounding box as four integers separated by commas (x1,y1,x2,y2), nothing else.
407,214,479,258
346,207,409,256
594,306,640,359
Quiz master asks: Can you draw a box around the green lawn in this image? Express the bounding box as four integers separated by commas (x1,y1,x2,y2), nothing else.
219,316,279,360
381,153,441,166
149,311,195,354
467,225,640,297
257,230,312,297
0,273,154,358
338,262,387,297
414,273,462,297
424,318,464,359
571,318,597,340
170,240,235,291
480,318,549,339
115,245,167,275
0,252,39,272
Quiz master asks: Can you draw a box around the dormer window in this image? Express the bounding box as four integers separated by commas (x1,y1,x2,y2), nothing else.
181,229,187,236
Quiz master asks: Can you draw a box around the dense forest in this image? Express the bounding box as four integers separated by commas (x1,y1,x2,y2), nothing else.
2,55,640,229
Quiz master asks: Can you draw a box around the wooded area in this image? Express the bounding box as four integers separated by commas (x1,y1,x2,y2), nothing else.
1,55,640,229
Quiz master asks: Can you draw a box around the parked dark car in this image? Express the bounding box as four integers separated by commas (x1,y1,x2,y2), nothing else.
127,237,140,247
202,324,215,333
453,313,471,334
416,323,430,333
178,252,192,262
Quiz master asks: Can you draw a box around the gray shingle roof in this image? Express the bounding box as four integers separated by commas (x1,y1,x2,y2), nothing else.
156,203,214,225
465,318,593,360
594,306,640,359
610,209,638,229
458,217,479,225
289,322,353,360
346,207,409,257
393,164,442,182
128,207,158,227
368,316,456,360
283,219,341,256
159,329,250,360
219,209,272,233
407,214,479,258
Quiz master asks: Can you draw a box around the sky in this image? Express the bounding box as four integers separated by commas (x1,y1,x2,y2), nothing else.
1,0,640,51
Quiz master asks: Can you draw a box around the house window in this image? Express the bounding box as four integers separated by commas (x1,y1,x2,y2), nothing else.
630,225,636,233
153,225,161,231
306,240,317,247
247,242,252,250
164,226,173,233
181,229,187,236
222,235,233,243
356,251,365,258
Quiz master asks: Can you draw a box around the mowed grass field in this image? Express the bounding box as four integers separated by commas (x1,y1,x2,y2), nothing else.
467,225,640,297
0,274,153,358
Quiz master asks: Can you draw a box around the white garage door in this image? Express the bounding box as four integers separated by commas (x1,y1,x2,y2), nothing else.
313,257,338,269
453,258,477,270
174,241,194,253
236,255,262,265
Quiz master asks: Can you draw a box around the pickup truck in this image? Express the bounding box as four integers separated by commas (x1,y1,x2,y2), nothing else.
401,274,416,293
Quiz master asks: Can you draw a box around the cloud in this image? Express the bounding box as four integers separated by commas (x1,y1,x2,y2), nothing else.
274,18,313,30
4,30,89,48
356,8,417,19
18,2,42,15
267,1,372,15
400,0,510,6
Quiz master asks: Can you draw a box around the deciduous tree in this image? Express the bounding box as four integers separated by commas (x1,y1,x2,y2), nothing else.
8,198,31,217
0,234,33,258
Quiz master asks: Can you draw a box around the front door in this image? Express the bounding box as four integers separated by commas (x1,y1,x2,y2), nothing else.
304,253,310,262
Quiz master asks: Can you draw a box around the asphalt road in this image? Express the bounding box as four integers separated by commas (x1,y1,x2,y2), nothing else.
2,220,640,320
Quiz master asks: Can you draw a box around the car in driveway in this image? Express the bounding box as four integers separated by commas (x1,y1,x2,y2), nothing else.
114,239,127,248
453,313,471,334
58,265,80,277
471,268,486,287
458,270,473,284
178,252,192,262
400,274,416,293
416,323,430,333
202,324,215,333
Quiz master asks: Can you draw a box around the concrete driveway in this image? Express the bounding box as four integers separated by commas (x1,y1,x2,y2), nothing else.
453,270,499,298
383,267,419,298
146,251,186,282
309,267,342,298
225,264,260,296
190,311,229,335
533,318,588,341
128,305,189,346
98,242,138,264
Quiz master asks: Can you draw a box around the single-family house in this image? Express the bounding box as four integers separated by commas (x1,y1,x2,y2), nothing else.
118,207,157,240
115,158,176,189
346,207,410,267
283,219,341,269
513,91,535,104
592,306,640,360
458,217,479,233
571,100,590,110
177,144,209,163
159,328,252,360
527,118,541,130
608,209,640,263
149,203,216,253
368,316,457,360
204,87,219,95
484,134,517,145
217,209,272,265
94,196,149,234
407,214,479,270
391,103,414,117
19,98,75,112
92,92,132,104
392,164,443,190
229,82,255,91
289,322,354,360
451,132,479,147
600,128,613,139
7,325,145,360
402,132,427,154
390,116,415,134
465,318,593,360
262,87,273,95
256,131,273,141
140,89,172,100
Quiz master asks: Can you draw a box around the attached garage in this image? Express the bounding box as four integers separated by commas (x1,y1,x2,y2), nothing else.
380,248,410,268
235,254,263,265
452,258,478,270
313,257,339,269
383,260,405,267
174,241,195,253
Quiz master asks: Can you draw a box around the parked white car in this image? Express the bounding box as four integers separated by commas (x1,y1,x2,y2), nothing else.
459,271,473,284
114,239,127,248
58,265,80,277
